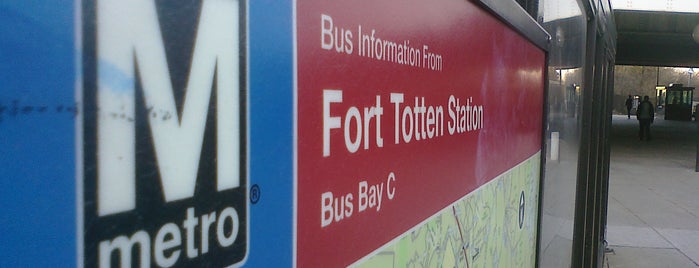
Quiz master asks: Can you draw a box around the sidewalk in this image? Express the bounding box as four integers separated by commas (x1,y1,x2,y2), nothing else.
605,115,699,267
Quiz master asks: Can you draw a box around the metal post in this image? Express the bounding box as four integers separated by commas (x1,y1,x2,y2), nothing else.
696,120,699,172
688,68,694,90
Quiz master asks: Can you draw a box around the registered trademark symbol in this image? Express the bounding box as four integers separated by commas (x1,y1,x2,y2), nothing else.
250,184,261,204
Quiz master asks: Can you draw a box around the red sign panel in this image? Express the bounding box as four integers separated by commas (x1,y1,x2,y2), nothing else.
296,0,545,266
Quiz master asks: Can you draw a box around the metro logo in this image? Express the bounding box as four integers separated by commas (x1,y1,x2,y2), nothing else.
81,0,247,267
96,0,241,216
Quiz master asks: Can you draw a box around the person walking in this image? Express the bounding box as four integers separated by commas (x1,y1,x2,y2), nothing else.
636,95,655,141
625,95,633,119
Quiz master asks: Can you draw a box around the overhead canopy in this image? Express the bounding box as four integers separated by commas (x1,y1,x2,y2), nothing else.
615,10,699,67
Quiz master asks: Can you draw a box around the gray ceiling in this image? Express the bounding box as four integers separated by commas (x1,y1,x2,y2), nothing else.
615,10,699,67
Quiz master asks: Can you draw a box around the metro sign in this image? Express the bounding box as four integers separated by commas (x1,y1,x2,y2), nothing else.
80,0,247,267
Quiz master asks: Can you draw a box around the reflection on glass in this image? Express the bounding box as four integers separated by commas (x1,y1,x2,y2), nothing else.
537,0,586,267
541,0,583,22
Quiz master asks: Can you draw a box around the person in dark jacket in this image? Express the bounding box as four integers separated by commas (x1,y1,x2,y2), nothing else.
636,95,655,141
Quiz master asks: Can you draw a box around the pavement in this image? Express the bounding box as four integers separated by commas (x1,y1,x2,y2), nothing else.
605,114,699,268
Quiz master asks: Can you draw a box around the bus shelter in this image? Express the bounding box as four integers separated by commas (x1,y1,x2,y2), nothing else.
664,83,695,121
